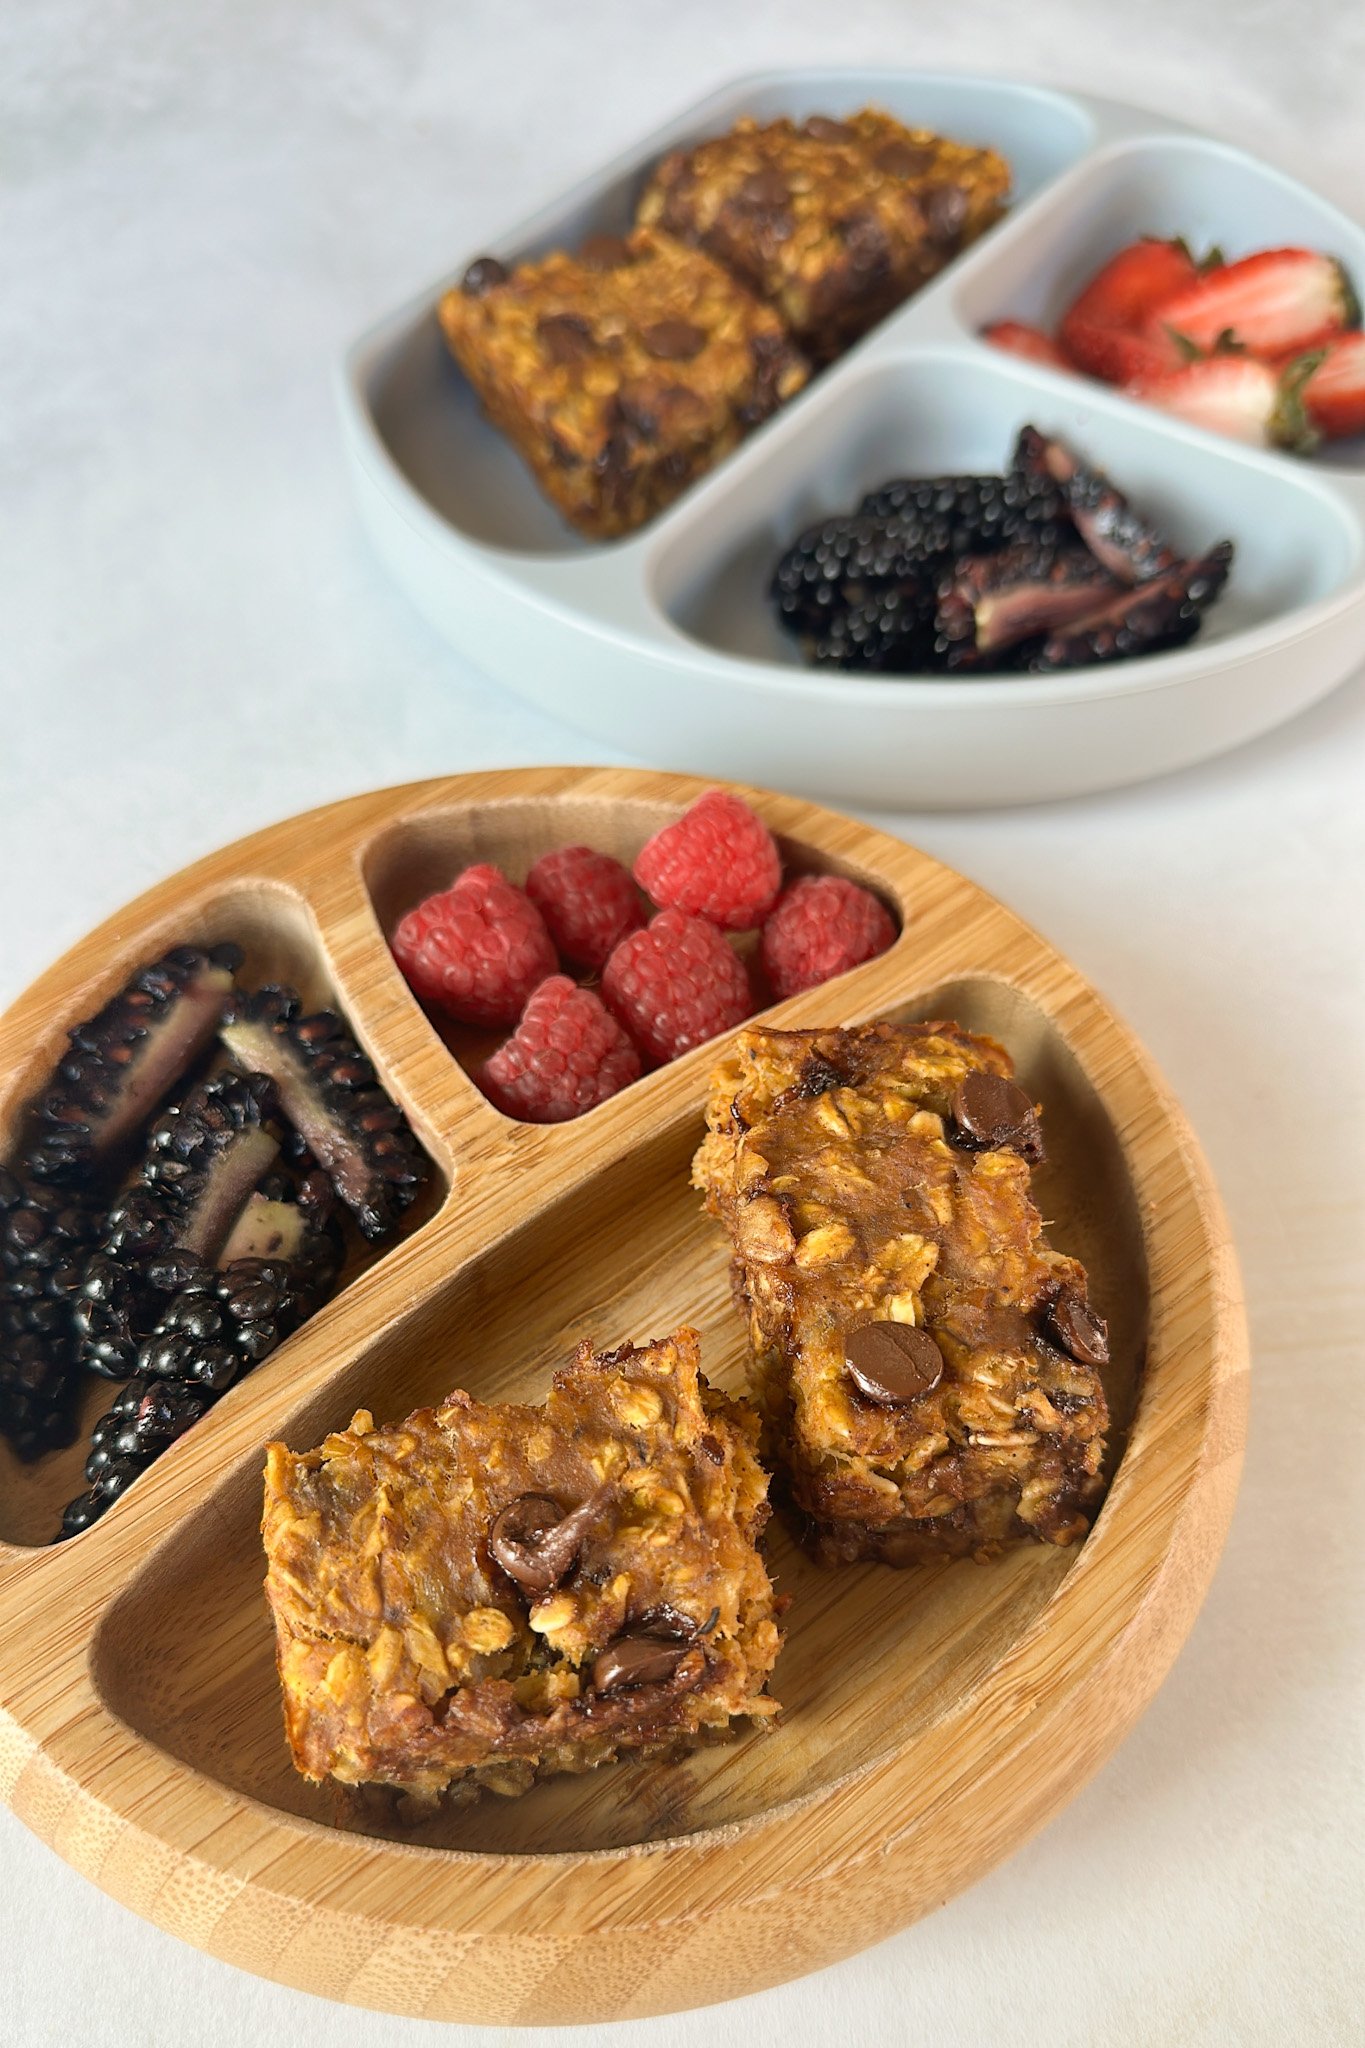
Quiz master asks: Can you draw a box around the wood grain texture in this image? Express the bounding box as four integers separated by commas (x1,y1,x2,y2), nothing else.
0,767,1247,2024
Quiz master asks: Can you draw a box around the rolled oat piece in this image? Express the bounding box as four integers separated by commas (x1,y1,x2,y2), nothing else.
638,110,1010,362
263,1327,781,1803
693,1022,1110,1565
437,226,808,539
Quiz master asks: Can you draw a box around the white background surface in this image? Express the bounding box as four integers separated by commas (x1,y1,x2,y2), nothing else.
2,4,1363,2043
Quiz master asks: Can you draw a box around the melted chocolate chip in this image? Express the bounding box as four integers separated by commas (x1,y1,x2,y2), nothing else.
803,115,855,142
537,312,594,363
1043,1291,1110,1369
461,255,508,297
641,318,707,361
836,211,890,272
592,1630,692,1692
924,183,968,245
845,1321,944,1405
949,1070,1043,1161
488,1491,600,1595
580,232,633,270
874,140,935,178
739,167,792,210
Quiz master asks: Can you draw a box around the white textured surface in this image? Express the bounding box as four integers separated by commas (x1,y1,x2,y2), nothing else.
2,5,1363,2044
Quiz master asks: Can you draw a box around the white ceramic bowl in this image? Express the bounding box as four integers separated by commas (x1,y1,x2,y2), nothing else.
338,71,1365,809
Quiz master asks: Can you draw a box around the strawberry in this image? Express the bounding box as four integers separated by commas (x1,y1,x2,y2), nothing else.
1148,249,1359,357
1126,353,1320,451
1294,331,1365,439
1060,317,1187,387
1058,238,1202,385
981,321,1071,369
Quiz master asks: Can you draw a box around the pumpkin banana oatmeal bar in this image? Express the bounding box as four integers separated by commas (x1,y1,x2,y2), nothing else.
262,1328,781,1803
438,226,808,539
693,1022,1110,1566
637,110,1010,362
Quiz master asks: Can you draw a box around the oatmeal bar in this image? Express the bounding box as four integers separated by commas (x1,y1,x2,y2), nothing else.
638,110,1010,362
438,227,808,539
262,1327,780,1802
693,1023,1110,1565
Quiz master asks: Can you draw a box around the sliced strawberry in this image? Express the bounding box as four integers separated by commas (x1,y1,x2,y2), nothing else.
1127,354,1320,451
981,321,1072,369
1061,316,1187,386
1060,237,1200,340
1295,331,1365,439
1149,248,1360,357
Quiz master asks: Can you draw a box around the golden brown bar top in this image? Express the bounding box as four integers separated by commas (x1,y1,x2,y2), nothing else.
693,1022,1109,1565
637,110,1010,361
439,226,808,539
262,1328,780,1803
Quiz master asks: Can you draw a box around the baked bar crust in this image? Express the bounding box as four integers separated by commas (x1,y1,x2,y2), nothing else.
693,1022,1109,1565
262,1328,780,1801
637,110,1010,362
438,226,808,539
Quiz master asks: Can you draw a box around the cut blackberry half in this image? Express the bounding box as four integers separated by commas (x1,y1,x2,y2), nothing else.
220,988,428,1242
25,944,241,1186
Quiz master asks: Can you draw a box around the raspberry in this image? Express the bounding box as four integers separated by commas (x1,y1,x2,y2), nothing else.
602,909,754,1066
480,976,641,1122
760,876,897,1000
634,790,782,931
524,844,644,972
391,863,557,1027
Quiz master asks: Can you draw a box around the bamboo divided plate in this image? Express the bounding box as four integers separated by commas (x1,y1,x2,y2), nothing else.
0,767,1248,2025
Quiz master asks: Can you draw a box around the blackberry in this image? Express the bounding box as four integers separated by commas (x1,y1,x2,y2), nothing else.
25,944,241,1185
220,988,429,1242
1030,541,1233,671
808,585,936,672
72,1069,284,1379
934,543,1117,662
858,469,1066,554
0,1171,100,1457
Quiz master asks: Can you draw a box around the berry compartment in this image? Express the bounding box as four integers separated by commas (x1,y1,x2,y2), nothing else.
649,350,1362,669
0,885,443,1549
346,73,1093,559
956,133,1365,472
362,785,905,1117
91,968,1145,1857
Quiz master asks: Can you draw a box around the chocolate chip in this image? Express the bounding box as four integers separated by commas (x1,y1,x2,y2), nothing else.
1043,1291,1110,1369
488,1491,601,1596
949,1070,1043,1161
845,1321,944,1405
924,183,968,245
592,1630,692,1692
874,140,936,178
612,389,659,441
641,318,707,361
836,211,890,273
803,115,855,142
537,312,594,363
461,255,508,297
739,167,791,210
699,1432,725,1464
580,233,632,270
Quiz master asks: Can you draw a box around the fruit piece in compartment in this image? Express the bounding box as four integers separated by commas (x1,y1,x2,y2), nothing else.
768,426,1234,673
638,110,1010,362
438,226,808,540
385,793,896,1120
984,236,1365,450
262,1327,782,1805
693,1021,1111,1566
0,940,431,1540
